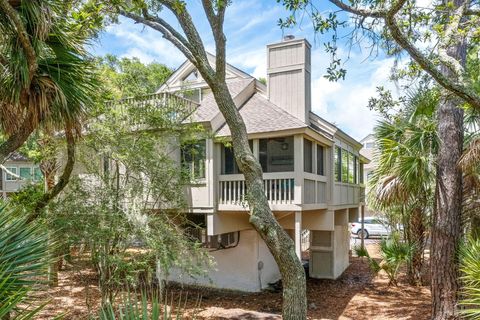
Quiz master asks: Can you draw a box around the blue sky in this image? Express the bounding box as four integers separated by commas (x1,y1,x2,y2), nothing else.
91,0,397,141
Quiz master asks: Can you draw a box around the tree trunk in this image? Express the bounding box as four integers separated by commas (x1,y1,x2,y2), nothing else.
0,114,35,164
431,95,464,319
430,0,466,317
407,206,425,286
210,82,307,319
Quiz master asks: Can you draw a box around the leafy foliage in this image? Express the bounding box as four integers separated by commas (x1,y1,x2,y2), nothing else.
0,205,51,319
97,55,173,99
0,0,98,134
99,290,200,320
459,237,480,319
356,233,414,286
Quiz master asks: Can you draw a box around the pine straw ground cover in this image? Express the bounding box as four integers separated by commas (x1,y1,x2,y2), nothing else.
35,244,431,320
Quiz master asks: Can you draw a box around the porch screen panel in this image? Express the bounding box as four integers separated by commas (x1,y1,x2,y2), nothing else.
317,145,324,175
304,139,313,173
259,136,294,173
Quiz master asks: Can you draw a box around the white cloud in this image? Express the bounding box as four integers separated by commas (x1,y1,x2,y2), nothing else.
311,58,397,140
102,18,186,67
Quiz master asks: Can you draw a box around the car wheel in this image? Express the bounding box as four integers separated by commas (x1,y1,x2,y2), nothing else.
357,229,369,239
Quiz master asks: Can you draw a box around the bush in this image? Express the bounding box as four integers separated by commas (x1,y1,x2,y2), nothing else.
0,205,51,319
99,290,200,319
355,233,414,285
459,237,480,319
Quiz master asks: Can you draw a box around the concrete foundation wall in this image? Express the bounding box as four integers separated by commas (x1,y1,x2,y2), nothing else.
161,229,280,292
333,225,350,278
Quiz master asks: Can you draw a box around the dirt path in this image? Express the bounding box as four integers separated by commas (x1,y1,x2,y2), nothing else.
36,248,431,319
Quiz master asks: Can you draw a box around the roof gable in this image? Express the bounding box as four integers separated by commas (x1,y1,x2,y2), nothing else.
157,53,252,93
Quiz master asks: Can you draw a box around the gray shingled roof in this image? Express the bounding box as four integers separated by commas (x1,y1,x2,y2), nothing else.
216,93,307,137
7,152,29,162
191,78,254,122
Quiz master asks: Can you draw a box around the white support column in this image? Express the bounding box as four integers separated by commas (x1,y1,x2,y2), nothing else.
293,135,304,204
295,211,302,260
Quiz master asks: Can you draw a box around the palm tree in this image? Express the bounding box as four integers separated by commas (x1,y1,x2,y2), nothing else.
0,0,97,163
368,87,438,286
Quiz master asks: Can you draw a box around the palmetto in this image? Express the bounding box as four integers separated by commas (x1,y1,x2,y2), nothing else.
0,205,51,319
0,0,97,161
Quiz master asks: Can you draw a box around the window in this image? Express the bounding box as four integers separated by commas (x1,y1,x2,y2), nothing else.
181,88,201,103
183,69,199,82
33,167,43,181
5,167,17,181
354,156,358,184
364,142,375,149
221,141,253,174
348,153,355,183
360,163,364,184
181,140,206,180
19,167,32,180
317,145,324,175
303,139,313,173
334,146,341,182
259,136,294,173
341,150,349,183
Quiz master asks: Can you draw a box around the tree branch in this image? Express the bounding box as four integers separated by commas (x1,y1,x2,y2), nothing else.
119,9,195,63
0,112,36,164
32,126,76,216
160,0,213,76
0,0,37,83
437,1,468,78
465,8,480,15
202,0,227,81
328,0,387,18
385,13,480,109
329,0,480,109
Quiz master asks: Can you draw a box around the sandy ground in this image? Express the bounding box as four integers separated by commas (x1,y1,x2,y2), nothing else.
35,244,431,319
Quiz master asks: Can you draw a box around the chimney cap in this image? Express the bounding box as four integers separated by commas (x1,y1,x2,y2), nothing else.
283,35,295,41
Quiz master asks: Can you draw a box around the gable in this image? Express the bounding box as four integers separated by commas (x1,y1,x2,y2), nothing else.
157,53,253,93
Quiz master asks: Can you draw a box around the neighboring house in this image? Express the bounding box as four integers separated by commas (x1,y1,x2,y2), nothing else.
154,36,369,292
359,133,376,217
0,152,42,198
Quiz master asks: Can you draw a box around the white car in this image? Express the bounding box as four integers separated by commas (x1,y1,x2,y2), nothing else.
350,217,391,239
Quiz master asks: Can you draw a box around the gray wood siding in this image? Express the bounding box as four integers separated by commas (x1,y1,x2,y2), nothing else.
268,43,304,68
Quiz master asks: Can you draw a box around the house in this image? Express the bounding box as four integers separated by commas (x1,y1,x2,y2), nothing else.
0,152,43,199
155,36,369,292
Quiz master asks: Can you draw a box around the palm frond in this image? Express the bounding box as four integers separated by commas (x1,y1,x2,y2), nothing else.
459,237,480,319
0,205,51,318
460,138,480,172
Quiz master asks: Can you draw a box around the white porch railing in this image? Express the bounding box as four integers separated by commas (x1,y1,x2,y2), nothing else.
218,174,295,206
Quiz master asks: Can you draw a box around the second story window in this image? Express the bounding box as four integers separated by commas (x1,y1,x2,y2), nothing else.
259,136,294,173
181,88,201,103
348,153,355,183
19,167,32,180
341,149,349,183
334,146,341,182
33,167,43,181
317,145,324,175
335,146,361,184
5,167,17,181
181,140,206,180
221,141,253,175
304,139,313,173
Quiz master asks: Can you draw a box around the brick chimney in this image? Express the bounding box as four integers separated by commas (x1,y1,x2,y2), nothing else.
267,36,311,124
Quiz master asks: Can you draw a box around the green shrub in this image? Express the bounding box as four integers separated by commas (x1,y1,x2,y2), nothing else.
459,237,480,319
355,233,414,285
0,205,51,319
99,290,200,319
